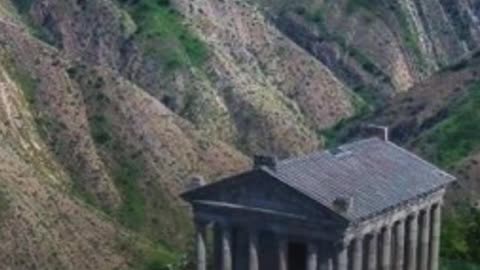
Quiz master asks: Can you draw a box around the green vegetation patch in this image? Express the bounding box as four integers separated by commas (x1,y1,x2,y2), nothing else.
441,206,480,266
120,0,208,71
441,259,480,270
420,82,480,166
1,56,38,105
87,111,147,230
114,159,146,231
0,188,10,222
117,235,184,270
393,4,427,72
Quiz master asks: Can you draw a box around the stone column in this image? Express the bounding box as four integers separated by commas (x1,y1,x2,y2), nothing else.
248,229,259,270
195,221,207,270
353,236,363,270
278,236,288,270
430,203,442,270
327,257,334,270
381,226,392,270
394,220,405,270
407,213,419,270
367,233,378,270
336,241,348,270
420,207,431,270
319,242,334,270
220,224,233,270
307,243,318,270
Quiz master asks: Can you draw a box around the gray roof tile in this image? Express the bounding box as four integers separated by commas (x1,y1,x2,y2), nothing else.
265,138,455,221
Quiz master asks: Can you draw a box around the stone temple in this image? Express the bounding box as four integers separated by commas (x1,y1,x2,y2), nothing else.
182,138,456,270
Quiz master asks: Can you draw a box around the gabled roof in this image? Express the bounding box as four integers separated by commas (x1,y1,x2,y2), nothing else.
183,138,455,223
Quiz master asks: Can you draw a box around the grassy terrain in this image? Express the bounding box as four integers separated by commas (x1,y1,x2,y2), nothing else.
87,103,148,230
391,2,428,73
441,260,480,270
418,82,480,167
120,0,208,71
86,96,181,269
0,56,37,105
441,207,480,268
114,159,146,231
121,235,184,270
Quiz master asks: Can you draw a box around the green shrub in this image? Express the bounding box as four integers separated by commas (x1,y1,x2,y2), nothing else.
1,57,37,105
441,206,480,266
441,259,480,270
90,115,113,146
115,159,146,230
422,82,480,166
124,0,208,71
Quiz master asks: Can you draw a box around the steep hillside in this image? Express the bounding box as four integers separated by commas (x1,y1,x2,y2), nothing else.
2,0,480,268
1,7,253,245
27,0,359,157
0,17,178,270
250,0,480,104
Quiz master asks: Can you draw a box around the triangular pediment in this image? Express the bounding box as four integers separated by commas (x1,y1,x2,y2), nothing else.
182,169,346,224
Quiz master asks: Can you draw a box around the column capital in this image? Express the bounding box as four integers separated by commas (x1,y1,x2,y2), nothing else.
335,238,351,249
355,233,365,241
194,217,210,227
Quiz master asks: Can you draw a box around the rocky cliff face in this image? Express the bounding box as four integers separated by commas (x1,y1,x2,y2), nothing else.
252,0,480,99
28,0,359,158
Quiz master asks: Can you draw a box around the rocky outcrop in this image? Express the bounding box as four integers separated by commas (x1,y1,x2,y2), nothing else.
28,0,357,157
252,0,480,95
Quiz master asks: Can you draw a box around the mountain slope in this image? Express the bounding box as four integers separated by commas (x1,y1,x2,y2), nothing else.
27,0,360,157
0,25,160,269
250,0,480,103
2,0,480,268
0,0,249,262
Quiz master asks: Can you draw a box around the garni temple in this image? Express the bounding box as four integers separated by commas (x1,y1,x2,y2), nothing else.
182,137,456,270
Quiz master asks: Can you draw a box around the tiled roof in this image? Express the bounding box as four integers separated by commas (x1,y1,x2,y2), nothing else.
265,138,455,221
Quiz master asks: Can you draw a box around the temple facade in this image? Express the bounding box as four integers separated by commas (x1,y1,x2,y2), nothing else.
182,138,455,270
